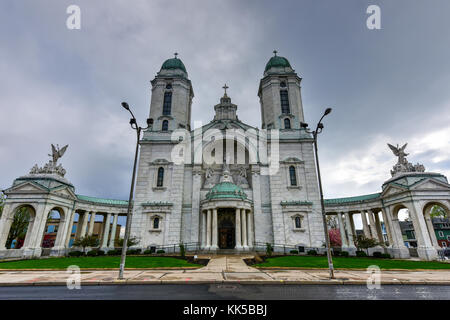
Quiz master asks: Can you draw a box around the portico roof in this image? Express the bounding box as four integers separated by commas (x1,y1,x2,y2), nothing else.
324,192,381,205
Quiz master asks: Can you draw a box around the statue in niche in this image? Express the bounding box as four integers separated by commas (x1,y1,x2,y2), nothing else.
203,166,217,188
235,166,249,187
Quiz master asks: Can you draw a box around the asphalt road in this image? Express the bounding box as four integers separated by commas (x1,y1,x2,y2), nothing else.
0,284,449,300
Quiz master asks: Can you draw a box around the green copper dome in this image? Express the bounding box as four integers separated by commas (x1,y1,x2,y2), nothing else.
161,57,187,73
264,55,291,72
206,182,247,200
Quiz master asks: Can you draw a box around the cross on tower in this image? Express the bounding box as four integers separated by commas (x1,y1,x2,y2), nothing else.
174,52,178,59
273,50,278,56
222,84,229,95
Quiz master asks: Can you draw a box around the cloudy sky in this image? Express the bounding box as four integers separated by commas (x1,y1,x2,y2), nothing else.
1,0,450,207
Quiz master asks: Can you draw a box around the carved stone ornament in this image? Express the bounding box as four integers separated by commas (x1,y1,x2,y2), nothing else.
388,143,425,177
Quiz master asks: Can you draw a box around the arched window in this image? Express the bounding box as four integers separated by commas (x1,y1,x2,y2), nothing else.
284,118,291,129
295,216,301,229
280,90,290,114
162,120,169,131
153,217,160,229
157,167,164,187
165,83,172,89
163,92,172,115
289,166,297,186
280,81,287,88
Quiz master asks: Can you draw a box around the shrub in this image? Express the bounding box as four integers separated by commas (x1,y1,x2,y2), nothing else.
372,251,382,258
356,250,367,257
86,250,98,257
97,250,105,256
127,249,142,255
381,253,391,259
289,250,299,254
332,251,341,257
156,249,165,254
143,249,152,255
179,243,186,258
307,250,317,256
266,243,273,257
340,251,349,257
107,249,120,256
68,250,84,257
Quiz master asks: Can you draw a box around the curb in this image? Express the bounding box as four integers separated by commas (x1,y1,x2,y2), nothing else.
0,280,449,286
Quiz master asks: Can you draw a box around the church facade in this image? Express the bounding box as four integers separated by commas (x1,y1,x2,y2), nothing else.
1,53,449,261
130,53,325,251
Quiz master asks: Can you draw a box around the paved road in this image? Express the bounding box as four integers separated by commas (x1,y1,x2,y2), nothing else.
1,284,449,300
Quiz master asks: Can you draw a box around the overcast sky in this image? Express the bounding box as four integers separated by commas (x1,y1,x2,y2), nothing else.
1,0,450,207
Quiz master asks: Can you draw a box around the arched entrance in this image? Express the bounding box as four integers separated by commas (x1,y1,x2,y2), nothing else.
422,201,450,249
5,205,34,249
41,208,64,248
218,208,235,249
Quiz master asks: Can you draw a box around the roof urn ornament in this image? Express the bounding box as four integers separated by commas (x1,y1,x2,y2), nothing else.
388,143,425,177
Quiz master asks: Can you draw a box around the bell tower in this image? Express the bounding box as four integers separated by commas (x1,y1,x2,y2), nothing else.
258,51,304,130
148,53,194,132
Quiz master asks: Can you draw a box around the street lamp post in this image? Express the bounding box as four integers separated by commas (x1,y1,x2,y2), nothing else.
301,108,334,279
118,102,152,280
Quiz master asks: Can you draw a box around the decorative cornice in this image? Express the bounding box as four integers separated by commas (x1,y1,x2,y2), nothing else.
141,201,173,207
280,200,313,206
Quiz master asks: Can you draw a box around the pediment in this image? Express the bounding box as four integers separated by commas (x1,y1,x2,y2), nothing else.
410,178,450,191
381,185,405,197
50,185,77,200
4,181,49,194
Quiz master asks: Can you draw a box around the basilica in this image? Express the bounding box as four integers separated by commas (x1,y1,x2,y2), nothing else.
1,53,449,261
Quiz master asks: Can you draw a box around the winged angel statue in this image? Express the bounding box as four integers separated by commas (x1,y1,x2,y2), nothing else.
49,144,68,165
29,144,69,177
387,143,425,176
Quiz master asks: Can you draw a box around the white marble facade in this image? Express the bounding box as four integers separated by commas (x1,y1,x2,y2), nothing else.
129,53,326,252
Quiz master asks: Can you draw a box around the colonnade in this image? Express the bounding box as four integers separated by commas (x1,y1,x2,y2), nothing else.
73,211,121,248
333,210,388,249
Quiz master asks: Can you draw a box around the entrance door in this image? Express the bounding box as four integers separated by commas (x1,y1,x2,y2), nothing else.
218,208,235,249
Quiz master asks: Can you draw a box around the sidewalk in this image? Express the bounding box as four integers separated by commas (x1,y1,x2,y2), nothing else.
0,255,449,286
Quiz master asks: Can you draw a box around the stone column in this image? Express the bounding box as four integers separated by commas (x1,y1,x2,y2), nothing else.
344,212,355,247
373,211,384,243
247,210,254,248
108,214,119,248
337,213,348,248
424,215,439,248
360,211,371,238
206,209,211,248
386,206,410,258
0,204,12,250
211,208,218,250
64,209,76,248
80,212,89,238
409,203,438,260
381,208,394,246
88,212,96,236
241,209,247,248
235,208,242,249
367,211,379,240
349,213,356,239
201,211,207,248
75,212,85,240
101,213,111,248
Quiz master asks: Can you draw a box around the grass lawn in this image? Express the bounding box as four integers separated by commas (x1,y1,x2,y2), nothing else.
0,256,202,269
255,255,450,270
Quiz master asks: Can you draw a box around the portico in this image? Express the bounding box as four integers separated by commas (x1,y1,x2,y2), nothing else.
200,181,253,251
